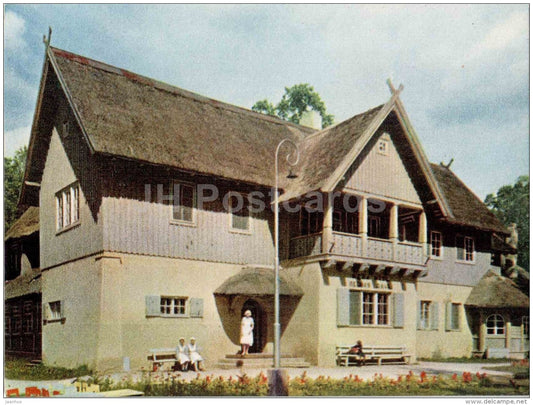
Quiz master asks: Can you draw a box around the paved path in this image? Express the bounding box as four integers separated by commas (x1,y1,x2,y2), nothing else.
5,361,514,391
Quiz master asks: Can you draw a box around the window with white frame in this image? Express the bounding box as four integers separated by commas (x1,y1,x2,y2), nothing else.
171,182,196,223
486,314,505,335
228,192,250,231
362,292,390,326
56,183,80,231
430,231,442,258
456,235,475,262
419,300,431,329
160,297,188,316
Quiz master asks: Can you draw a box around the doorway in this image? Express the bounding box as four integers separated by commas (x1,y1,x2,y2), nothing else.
241,299,265,353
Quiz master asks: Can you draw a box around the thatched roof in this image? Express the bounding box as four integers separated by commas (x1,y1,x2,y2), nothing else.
21,46,507,235
430,164,508,234
214,267,304,297
491,233,517,254
50,47,314,189
5,207,39,242
5,268,41,300
465,270,529,309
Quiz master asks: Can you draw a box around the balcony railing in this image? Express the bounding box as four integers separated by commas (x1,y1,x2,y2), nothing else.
289,231,425,266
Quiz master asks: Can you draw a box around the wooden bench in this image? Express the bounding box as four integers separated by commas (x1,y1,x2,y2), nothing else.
336,345,413,366
147,348,178,371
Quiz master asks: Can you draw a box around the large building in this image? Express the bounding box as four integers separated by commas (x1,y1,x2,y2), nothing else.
6,43,529,370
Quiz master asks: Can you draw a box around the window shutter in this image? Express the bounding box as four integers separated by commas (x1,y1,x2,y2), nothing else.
445,302,453,331
189,298,204,318
431,302,439,330
145,295,160,317
392,294,404,328
416,300,421,329
349,291,362,326
337,288,350,326
59,301,65,319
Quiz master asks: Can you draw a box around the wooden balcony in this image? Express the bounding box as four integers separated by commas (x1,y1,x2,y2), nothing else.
289,231,425,266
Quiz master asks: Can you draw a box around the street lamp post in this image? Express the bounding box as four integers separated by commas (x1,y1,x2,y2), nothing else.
273,139,299,369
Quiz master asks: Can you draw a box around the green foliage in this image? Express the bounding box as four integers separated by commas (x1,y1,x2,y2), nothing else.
252,99,276,117
485,176,529,270
4,145,28,232
252,84,334,129
4,358,91,380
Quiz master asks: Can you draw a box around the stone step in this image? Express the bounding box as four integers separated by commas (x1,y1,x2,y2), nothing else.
215,355,310,370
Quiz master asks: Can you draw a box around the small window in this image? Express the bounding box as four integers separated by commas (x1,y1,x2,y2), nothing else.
456,235,475,262
56,183,80,231
430,231,442,257
49,301,62,321
171,183,196,223
420,300,431,329
62,121,69,136
487,314,505,335
229,193,250,231
377,139,389,155
160,296,188,317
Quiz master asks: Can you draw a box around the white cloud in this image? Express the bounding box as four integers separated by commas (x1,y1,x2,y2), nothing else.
4,125,31,157
4,10,27,51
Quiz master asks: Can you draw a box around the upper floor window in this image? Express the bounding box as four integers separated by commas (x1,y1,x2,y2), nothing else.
377,139,389,155
171,182,196,223
300,209,323,236
332,195,359,234
228,192,250,232
430,231,442,258
56,183,80,231
456,235,475,262
486,314,505,335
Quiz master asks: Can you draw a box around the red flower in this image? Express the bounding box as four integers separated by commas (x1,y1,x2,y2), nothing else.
452,373,458,381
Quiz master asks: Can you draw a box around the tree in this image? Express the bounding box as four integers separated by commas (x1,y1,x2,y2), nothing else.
252,84,334,128
4,145,28,232
485,175,529,270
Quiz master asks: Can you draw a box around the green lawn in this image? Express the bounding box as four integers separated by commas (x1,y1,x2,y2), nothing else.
4,358,91,381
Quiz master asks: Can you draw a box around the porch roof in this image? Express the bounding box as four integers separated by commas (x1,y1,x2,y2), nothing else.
5,207,39,242
465,270,529,309
5,268,41,300
214,267,304,297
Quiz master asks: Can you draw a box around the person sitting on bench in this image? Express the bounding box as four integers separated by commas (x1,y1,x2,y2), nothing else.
187,337,205,371
349,340,366,366
175,337,190,371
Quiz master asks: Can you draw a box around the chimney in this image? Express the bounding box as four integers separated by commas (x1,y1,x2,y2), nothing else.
300,110,322,130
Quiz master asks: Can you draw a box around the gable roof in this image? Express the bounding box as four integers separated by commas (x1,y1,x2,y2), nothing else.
430,163,509,233
22,46,508,235
465,270,529,309
47,47,314,189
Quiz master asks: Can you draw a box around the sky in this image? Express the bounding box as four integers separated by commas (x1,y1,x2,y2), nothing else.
3,4,529,200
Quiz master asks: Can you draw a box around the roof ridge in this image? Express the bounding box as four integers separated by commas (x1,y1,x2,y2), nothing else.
50,47,316,134
302,104,385,141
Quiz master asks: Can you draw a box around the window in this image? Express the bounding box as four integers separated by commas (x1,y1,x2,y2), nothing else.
377,139,389,155
171,182,196,223
56,183,80,231
456,235,475,262
486,314,505,335
419,301,431,329
362,292,389,326
300,209,323,236
160,297,187,316
332,196,359,234
48,301,62,321
430,231,442,257
229,193,250,231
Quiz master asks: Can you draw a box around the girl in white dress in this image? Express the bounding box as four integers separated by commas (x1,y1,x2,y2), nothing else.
240,310,254,356
187,337,204,371
176,337,190,371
